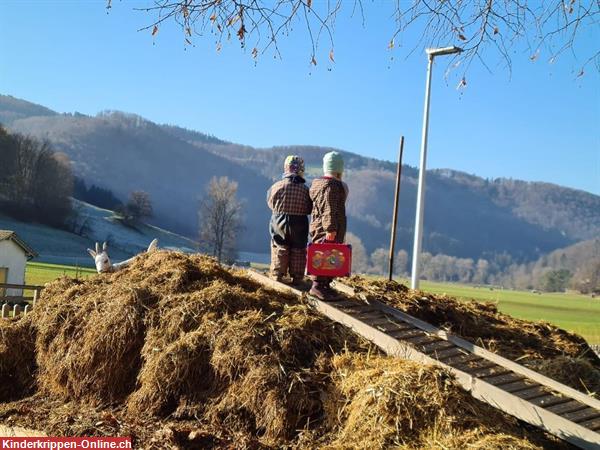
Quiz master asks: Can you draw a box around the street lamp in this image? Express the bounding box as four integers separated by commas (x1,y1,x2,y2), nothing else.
410,46,463,290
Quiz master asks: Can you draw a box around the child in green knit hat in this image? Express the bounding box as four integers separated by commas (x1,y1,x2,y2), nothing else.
308,151,349,300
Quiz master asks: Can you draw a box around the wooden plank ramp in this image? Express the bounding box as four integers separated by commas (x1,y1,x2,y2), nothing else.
246,270,600,450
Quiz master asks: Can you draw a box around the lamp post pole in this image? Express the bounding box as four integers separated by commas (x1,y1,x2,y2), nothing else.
410,46,462,290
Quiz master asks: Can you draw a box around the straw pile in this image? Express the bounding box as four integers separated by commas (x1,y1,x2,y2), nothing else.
319,354,545,450
344,277,600,394
0,317,36,402
0,251,582,448
31,251,361,445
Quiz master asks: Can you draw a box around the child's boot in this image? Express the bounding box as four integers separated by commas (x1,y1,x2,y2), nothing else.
309,280,330,300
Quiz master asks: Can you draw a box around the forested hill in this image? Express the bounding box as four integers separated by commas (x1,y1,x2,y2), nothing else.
163,125,599,257
0,95,57,124
2,94,598,262
163,124,599,243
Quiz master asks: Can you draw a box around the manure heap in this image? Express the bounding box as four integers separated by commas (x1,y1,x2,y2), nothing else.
248,271,600,449
0,251,598,449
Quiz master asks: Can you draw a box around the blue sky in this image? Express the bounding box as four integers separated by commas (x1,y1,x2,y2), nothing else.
1,1,598,194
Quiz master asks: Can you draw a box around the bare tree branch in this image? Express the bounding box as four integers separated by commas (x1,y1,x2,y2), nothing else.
117,0,600,76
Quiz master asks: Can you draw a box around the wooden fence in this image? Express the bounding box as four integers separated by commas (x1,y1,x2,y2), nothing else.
0,283,43,319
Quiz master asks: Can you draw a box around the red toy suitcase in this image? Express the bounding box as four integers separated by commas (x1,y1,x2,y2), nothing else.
306,242,352,277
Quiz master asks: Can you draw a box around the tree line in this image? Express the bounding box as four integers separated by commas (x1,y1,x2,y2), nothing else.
353,232,599,295
0,125,157,234
73,177,123,211
0,126,73,227
493,239,600,294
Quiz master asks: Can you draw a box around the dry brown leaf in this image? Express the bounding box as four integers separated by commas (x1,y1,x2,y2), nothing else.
237,24,246,41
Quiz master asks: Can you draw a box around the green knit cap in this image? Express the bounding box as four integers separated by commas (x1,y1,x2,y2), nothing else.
323,151,344,174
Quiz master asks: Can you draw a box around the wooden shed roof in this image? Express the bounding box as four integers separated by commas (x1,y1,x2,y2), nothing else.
0,230,38,259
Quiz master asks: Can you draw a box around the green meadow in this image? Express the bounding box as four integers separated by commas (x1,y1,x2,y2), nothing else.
415,280,600,344
26,262,96,287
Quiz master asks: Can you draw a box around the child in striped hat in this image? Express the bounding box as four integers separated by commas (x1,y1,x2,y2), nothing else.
266,155,312,284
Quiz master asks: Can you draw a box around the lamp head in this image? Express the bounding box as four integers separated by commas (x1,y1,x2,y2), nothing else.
426,46,463,57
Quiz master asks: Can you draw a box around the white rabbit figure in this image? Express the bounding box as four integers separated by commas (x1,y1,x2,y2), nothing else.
87,239,158,273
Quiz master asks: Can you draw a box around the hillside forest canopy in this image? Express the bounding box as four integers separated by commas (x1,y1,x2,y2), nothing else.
122,0,600,76
0,125,154,232
0,126,73,228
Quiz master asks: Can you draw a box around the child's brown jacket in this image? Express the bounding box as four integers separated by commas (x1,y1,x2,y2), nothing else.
309,177,348,244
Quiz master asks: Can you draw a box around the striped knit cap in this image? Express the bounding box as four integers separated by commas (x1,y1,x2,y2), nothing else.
284,155,305,176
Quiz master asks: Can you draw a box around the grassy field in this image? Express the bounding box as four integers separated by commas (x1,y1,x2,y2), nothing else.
25,262,600,344
413,279,600,344
26,262,96,286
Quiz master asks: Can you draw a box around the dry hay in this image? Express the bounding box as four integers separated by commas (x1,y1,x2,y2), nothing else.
3,251,365,446
343,277,600,393
0,396,243,449
35,277,154,404
320,354,549,450
528,356,600,395
0,251,579,448
0,317,36,402
0,357,566,450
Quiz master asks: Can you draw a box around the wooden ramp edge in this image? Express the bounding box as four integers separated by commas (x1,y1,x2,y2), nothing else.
246,270,600,450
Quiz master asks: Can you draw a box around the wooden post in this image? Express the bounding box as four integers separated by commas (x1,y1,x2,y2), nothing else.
1,304,8,319
13,304,21,317
388,136,405,281
33,289,39,306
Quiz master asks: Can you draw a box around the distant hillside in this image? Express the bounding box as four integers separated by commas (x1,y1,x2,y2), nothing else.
3,95,599,262
433,170,600,243
7,111,272,251
167,126,598,259
161,125,402,179
0,200,196,266
0,94,57,125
